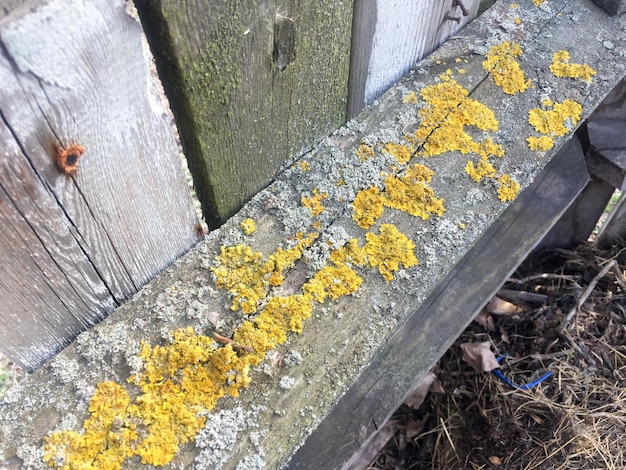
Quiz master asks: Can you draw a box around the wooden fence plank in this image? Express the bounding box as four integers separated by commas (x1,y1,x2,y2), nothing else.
0,0,198,371
135,0,353,228
347,0,480,118
1,1,625,469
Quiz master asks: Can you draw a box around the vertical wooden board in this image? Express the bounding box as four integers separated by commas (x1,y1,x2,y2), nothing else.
347,0,480,118
0,0,198,370
135,0,353,228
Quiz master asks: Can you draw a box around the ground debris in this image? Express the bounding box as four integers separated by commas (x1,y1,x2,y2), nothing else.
369,242,626,469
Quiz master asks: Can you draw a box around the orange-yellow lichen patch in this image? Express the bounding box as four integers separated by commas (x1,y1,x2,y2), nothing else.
382,164,445,220
496,174,520,202
298,160,311,171
363,224,418,282
329,238,366,266
241,218,256,235
526,135,554,151
464,158,496,182
382,142,414,165
211,234,316,313
528,99,582,137
303,263,362,303
414,77,501,159
212,245,267,313
532,0,545,5
352,186,385,229
43,327,258,469
352,165,444,229
355,143,375,162
482,41,530,95
43,382,133,469
266,233,316,286
301,189,328,216
549,50,596,82
235,295,314,355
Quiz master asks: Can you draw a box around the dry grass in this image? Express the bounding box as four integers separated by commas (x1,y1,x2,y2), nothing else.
369,243,626,469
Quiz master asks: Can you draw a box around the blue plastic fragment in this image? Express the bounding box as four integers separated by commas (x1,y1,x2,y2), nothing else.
492,355,553,390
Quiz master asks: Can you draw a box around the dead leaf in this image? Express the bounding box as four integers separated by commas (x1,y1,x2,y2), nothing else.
404,371,445,409
488,455,503,465
486,295,523,316
474,309,496,331
460,341,500,372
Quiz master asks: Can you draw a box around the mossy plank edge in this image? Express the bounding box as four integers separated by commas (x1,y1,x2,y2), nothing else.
1,1,625,469
135,0,353,228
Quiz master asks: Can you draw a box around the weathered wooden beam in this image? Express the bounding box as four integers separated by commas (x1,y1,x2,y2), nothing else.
1,1,625,469
586,120,626,189
300,135,591,470
135,0,353,228
0,0,198,371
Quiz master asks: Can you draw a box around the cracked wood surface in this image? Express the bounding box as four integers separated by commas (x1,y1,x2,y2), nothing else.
1,1,625,469
0,0,198,371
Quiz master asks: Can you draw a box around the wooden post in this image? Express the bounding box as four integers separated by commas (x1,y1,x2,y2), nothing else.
135,0,354,228
0,0,198,371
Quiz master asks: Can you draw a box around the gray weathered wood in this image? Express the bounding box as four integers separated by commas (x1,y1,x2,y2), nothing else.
347,0,480,118
536,175,615,250
1,1,625,469
596,191,626,247
302,136,591,470
135,0,353,228
586,120,626,189
0,0,198,371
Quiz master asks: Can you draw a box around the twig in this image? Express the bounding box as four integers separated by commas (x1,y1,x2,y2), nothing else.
562,260,617,328
213,332,255,354
611,263,626,292
508,273,581,286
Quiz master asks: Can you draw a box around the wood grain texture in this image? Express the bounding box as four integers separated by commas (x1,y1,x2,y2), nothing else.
1,1,625,469
135,0,353,228
301,137,591,470
0,0,198,370
347,0,480,118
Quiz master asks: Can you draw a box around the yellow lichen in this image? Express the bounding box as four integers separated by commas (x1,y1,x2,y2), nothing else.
301,189,328,216
382,142,414,165
364,224,418,282
352,186,385,229
240,218,256,235
496,174,520,202
43,327,256,469
528,99,582,137
303,264,362,303
526,135,554,151
464,158,496,182
482,41,530,95
549,50,596,82
352,165,444,229
298,160,311,171
355,143,375,162
381,165,445,220
533,0,545,5
236,295,314,353
211,245,266,313
329,238,366,266
211,233,316,313
414,77,501,159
